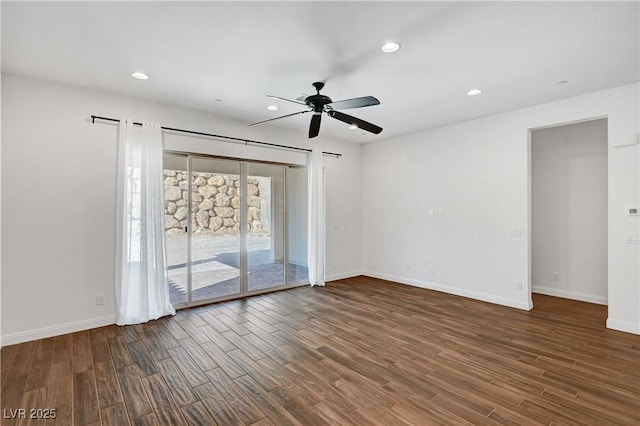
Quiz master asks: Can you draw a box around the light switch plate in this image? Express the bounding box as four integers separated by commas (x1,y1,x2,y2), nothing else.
624,233,639,244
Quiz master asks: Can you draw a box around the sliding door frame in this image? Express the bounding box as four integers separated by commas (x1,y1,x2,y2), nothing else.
239,160,248,297
165,150,308,310
186,155,194,305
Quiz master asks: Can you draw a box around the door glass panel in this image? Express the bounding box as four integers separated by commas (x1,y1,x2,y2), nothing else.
286,167,309,284
190,157,241,302
163,154,189,305
246,163,285,292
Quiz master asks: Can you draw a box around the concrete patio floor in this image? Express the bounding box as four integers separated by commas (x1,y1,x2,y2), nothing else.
167,232,308,305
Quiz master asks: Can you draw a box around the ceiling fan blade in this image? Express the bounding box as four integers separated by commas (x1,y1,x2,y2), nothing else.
328,110,383,134
250,110,310,126
296,94,309,102
266,95,307,106
328,96,380,110
309,113,322,138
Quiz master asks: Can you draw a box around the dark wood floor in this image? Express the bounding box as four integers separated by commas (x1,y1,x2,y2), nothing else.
2,276,639,425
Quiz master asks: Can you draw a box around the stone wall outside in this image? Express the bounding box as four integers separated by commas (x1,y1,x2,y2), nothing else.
164,170,266,235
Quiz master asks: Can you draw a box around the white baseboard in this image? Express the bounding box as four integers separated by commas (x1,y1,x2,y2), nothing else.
325,270,363,282
606,318,640,335
363,270,531,311
2,315,116,347
532,286,608,305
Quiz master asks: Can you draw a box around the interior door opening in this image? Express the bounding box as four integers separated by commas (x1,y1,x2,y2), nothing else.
163,153,308,308
530,118,608,308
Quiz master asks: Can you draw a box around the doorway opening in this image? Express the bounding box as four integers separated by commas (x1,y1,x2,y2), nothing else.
529,118,608,308
163,153,309,308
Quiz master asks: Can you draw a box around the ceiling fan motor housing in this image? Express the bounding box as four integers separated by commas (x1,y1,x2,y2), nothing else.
305,94,333,112
305,81,332,112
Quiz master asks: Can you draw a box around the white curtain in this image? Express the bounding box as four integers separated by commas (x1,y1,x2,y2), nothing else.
307,148,326,286
115,119,175,325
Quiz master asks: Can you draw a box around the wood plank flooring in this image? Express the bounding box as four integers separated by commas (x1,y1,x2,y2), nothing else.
2,276,639,425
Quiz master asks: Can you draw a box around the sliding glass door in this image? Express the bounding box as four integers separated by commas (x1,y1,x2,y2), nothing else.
246,163,285,292
286,166,309,284
190,157,242,303
163,154,190,305
164,153,308,308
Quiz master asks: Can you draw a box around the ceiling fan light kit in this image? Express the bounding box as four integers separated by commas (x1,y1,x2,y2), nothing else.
251,81,382,139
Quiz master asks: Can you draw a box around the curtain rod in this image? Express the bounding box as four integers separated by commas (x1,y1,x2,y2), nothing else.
90,115,342,158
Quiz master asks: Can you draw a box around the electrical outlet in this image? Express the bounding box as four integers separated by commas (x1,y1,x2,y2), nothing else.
427,265,435,276
96,294,105,305
552,272,560,281
515,280,523,291
406,265,412,272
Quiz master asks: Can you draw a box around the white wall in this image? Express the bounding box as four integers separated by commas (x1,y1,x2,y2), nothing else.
531,119,608,304
362,83,639,334
1,74,363,345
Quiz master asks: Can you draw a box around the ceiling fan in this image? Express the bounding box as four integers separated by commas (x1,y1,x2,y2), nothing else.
250,82,383,138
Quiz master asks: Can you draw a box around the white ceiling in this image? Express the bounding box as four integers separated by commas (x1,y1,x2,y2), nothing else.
2,1,638,143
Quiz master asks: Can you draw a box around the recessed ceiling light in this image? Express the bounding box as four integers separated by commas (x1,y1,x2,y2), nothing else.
267,105,279,111
381,41,401,53
349,125,358,130
131,72,149,80
557,80,569,85
466,89,483,96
